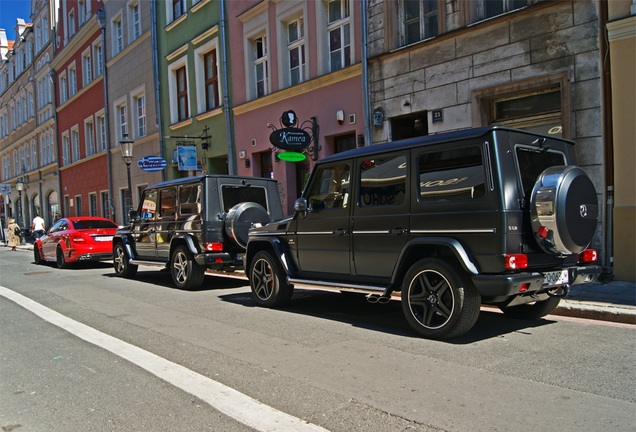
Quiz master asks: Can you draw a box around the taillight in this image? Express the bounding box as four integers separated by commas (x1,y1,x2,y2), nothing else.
206,242,223,252
578,249,598,263
505,254,528,269
71,234,85,243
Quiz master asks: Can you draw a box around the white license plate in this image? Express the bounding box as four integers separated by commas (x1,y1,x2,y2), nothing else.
94,236,113,242
543,270,569,286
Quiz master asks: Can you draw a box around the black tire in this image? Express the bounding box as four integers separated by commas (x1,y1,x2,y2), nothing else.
249,250,293,307
34,245,42,264
170,245,205,290
56,245,69,269
401,258,481,339
113,243,138,278
499,296,561,320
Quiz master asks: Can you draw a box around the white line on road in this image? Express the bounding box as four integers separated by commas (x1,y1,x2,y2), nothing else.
0,286,329,432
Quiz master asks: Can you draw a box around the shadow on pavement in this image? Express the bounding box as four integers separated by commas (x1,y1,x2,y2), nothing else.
220,288,555,343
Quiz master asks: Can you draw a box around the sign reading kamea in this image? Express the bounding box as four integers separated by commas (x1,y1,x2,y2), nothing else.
269,128,311,151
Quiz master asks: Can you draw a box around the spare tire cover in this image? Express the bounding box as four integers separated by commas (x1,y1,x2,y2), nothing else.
530,166,598,255
225,202,270,249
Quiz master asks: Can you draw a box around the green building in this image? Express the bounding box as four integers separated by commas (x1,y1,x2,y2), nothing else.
155,0,234,179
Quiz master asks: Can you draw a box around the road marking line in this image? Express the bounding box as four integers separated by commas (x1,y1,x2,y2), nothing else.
0,286,329,432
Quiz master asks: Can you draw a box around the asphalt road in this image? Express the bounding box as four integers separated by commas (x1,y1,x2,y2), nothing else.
1,248,634,432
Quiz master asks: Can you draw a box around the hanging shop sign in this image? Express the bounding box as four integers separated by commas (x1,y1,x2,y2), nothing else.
177,146,198,171
277,152,307,162
138,156,167,172
267,110,320,161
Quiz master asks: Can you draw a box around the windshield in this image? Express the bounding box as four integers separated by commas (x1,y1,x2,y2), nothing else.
515,146,566,196
71,219,118,230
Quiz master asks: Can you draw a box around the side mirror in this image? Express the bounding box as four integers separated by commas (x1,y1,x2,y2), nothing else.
294,198,307,214
129,210,139,221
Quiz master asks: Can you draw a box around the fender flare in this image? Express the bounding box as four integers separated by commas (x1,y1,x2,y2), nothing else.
169,235,199,256
245,237,292,275
113,234,137,260
392,237,480,284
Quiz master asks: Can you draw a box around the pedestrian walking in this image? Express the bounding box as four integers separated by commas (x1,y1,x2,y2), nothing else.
7,218,20,251
32,213,46,239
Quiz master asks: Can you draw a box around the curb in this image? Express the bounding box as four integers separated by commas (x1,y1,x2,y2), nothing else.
553,301,636,325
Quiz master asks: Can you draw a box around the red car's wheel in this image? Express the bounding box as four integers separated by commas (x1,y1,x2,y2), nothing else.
56,245,69,269
33,244,43,265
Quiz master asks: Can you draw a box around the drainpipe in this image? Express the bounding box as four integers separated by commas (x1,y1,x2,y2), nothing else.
360,0,371,146
49,68,62,219
97,8,115,223
150,0,165,181
219,0,235,174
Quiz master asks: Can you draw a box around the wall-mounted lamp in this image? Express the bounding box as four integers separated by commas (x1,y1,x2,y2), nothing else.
336,110,344,125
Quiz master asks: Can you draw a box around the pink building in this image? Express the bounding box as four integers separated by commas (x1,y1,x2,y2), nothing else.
228,0,365,214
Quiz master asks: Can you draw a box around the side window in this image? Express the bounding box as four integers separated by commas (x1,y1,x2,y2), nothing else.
49,220,64,233
179,185,201,215
359,155,407,207
159,188,177,219
141,190,157,220
307,164,350,211
418,146,486,202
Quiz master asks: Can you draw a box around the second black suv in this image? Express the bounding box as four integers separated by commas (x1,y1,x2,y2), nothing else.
113,175,283,289
246,127,601,339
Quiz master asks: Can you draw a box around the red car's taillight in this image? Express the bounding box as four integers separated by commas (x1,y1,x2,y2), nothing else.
70,234,86,243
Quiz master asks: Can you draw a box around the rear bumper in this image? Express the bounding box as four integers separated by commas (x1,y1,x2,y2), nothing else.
76,252,113,261
195,252,244,270
472,265,602,300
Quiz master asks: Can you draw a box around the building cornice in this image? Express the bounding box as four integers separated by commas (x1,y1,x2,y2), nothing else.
191,25,219,45
607,15,636,42
166,43,189,62
233,63,362,116
50,15,100,70
238,1,269,23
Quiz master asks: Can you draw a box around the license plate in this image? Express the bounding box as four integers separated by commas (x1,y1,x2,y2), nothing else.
94,236,113,242
543,270,569,286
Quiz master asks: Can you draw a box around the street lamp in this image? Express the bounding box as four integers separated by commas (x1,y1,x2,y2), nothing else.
15,176,25,244
120,133,134,223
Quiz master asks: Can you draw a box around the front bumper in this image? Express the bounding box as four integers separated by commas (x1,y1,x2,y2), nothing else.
472,265,602,300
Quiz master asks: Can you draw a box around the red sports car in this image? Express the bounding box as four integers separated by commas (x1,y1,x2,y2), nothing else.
34,217,119,268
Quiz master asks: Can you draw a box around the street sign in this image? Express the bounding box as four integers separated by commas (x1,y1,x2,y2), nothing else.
138,156,167,172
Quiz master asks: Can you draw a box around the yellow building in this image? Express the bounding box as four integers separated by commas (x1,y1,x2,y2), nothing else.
607,2,635,281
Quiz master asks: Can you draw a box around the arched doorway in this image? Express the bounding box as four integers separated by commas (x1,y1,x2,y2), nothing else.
47,190,59,227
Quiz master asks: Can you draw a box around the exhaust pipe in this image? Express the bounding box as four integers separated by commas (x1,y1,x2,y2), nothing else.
366,294,391,304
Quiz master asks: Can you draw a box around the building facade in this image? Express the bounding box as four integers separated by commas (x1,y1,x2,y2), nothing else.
156,0,232,180
51,0,108,220
103,0,162,224
367,0,607,260
229,0,366,214
606,1,635,282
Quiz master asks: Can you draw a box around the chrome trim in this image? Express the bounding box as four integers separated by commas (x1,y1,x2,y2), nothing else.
352,230,391,235
248,230,287,236
288,278,387,295
296,231,333,235
410,229,496,234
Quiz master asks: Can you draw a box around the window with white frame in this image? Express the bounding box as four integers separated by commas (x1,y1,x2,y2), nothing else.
253,35,268,98
194,39,221,114
101,191,109,218
93,38,103,76
2,156,9,180
287,17,305,86
62,132,70,166
42,15,49,43
172,0,184,21
10,104,16,130
28,90,34,119
79,0,86,25
96,112,106,152
31,141,37,170
114,98,128,142
129,1,141,41
82,49,92,85
327,0,351,72
13,150,18,176
400,0,440,46
176,66,188,120
112,14,124,55
75,195,83,216
85,117,95,157
69,9,76,36
36,22,42,52
133,93,146,138
69,63,77,97
71,127,80,162
60,72,68,103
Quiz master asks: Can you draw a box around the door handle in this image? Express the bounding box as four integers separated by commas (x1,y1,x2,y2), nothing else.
389,228,408,235
334,229,349,235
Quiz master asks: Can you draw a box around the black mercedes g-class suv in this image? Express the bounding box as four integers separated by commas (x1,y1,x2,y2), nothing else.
246,127,601,339
113,175,283,290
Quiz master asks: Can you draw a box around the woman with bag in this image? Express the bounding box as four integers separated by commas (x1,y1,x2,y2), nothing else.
7,218,20,251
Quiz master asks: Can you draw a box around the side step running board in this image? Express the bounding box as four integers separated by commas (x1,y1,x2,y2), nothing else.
130,260,168,268
287,278,388,296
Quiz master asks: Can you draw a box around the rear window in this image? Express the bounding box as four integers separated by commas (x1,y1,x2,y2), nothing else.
72,219,118,229
222,185,268,212
515,146,566,196
418,146,486,202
